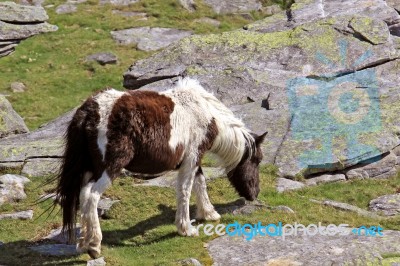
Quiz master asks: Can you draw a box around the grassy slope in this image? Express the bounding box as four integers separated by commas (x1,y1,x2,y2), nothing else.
1,0,400,265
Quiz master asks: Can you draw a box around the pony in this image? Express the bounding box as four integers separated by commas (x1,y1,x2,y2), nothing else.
55,78,267,259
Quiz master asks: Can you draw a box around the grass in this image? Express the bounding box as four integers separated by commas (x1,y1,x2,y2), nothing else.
0,165,399,265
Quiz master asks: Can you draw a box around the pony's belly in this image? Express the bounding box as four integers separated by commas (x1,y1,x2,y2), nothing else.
124,159,182,178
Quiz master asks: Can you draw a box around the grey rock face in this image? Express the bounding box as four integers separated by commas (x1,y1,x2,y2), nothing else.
86,52,118,65
111,27,192,51
0,2,57,58
203,0,262,14
305,174,346,186
0,109,75,176
0,96,29,138
178,258,202,266
208,228,400,265
123,0,400,185
0,210,33,220
55,4,77,14
0,174,30,205
369,194,400,216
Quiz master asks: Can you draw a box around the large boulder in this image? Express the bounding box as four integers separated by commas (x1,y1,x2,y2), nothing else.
0,109,75,176
0,96,29,138
0,2,57,58
123,0,400,181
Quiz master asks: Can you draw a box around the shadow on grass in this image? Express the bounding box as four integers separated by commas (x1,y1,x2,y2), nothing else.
0,239,86,266
102,200,252,247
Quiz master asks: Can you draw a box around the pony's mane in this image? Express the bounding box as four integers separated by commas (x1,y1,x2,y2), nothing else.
173,77,255,171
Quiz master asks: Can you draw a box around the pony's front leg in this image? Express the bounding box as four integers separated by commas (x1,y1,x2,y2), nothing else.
193,167,220,221
175,161,198,236
78,171,111,259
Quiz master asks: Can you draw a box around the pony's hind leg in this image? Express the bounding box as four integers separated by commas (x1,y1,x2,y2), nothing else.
193,167,220,221
78,171,112,259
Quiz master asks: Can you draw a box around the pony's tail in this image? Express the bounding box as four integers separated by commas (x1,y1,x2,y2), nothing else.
56,109,91,243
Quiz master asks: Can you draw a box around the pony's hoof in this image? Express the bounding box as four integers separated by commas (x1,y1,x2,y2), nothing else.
88,249,101,259
196,210,221,221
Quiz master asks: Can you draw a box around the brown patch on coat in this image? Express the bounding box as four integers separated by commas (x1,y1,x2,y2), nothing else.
105,90,184,178
197,118,218,165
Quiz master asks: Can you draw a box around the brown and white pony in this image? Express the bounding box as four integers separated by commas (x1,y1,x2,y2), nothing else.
55,78,267,258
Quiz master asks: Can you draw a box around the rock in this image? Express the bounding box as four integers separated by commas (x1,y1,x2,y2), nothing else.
207,228,400,265
369,194,400,216
0,210,33,220
261,4,281,16
10,82,26,93
179,0,196,12
55,4,77,14
311,199,382,219
0,109,74,173
0,2,57,58
21,158,62,177
111,27,192,51
0,96,29,138
134,167,224,187
99,0,139,6
272,205,295,213
276,178,305,192
123,0,400,180
193,17,221,27
44,225,80,244
87,257,106,266
178,258,202,266
29,244,78,256
111,10,147,18
20,0,45,6
97,198,119,217
216,198,269,215
305,173,346,186
202,0,262,14
86,52,118,65
0,174,30,205
345,152,397,179
0,2,48,22
387,0,400,13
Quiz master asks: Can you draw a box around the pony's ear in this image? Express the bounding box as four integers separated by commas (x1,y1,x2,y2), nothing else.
256,131,268,145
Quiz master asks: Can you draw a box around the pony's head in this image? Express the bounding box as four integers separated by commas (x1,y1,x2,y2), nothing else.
227,131,267,201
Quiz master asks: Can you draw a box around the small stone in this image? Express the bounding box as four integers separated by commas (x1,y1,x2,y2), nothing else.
305,174,346,186
44,225,80,244
10,82,26,93
369,194,400,216
0,210,33,220
30,244,78,256
276,178,305,192
87,257,106,266
111,10,147,18
86,52,118,65
179,0,196,12
97,198,120,217
0,96,29,138
55,4,77,14
99,0,139,6
273,205,295,213
178,258,202,266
